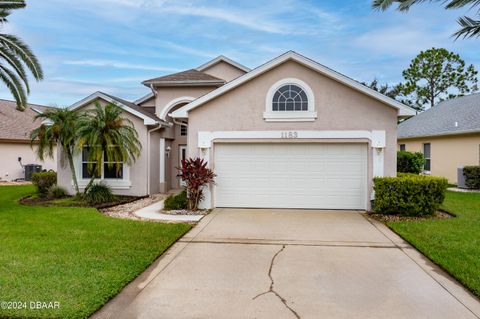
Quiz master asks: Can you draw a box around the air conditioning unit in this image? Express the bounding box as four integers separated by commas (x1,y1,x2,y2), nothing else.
457,166,467,189
24,164,42,181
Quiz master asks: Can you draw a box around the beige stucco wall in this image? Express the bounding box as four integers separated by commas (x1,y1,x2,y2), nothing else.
155,86,215,118
137,96,155,107
0,142,57,181
187,60,399,206
201,61,246,82
57,98,152,196
398,133,480,183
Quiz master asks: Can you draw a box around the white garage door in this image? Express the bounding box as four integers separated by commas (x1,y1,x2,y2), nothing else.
214,143,368,210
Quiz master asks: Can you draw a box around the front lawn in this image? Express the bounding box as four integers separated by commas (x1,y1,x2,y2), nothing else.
388,191,480,297
0,185,191,319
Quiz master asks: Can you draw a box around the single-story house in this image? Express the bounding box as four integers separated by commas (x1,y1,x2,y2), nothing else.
398,94,480,183
58,51,415,210
0,99,57,181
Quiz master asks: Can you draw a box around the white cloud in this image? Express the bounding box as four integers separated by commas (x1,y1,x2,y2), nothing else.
63,59,180,72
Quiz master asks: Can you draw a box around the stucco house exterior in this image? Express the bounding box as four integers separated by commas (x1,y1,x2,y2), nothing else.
398,94,480,184
58,51,415,209
0,99,57,181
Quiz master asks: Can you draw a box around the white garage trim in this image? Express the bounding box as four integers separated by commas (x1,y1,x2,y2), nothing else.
198,130,385,148
196,130,385,209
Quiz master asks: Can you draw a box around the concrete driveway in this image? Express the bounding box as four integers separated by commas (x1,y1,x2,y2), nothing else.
93,209,480,319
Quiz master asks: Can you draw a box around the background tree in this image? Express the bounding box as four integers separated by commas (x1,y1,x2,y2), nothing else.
0,0,43,110
373,0,480,39
30,108,81,193
397,48,478,110
77,102,141,194
363,78,402,99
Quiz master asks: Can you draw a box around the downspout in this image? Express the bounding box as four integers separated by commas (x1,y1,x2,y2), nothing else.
147,123,163,195
172,118,188,127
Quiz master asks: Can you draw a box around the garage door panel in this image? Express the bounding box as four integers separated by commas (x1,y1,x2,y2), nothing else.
214,143,368,209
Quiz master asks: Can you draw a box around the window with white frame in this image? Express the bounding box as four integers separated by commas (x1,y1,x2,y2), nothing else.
180,121,188,136
272,84,308,111
81,146,123,180
423,143,431,172
264,78,316,122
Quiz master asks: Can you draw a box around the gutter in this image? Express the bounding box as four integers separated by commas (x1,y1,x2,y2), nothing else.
146,123,163,195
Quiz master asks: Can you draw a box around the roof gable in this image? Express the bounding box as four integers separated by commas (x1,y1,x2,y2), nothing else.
196,55,250,73
398,94,480,138
69,91,166,125
172,51,416,118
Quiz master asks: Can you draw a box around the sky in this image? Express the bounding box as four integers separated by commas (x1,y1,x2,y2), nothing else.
1,0,479,107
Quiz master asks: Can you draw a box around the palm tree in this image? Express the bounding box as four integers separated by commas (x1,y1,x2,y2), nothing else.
77,102,142,193
30,107,81,193
0,0,43,110
372,0,480,39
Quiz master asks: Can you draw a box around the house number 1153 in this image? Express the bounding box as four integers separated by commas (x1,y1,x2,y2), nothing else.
281,131,298,139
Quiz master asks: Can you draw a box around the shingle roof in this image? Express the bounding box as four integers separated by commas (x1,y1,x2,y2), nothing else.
142,69,225,86
0,99,51,142
398,93,480,139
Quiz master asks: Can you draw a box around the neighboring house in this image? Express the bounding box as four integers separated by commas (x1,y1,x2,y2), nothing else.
0,100,57,181
398,94,480,184
58,51,415,210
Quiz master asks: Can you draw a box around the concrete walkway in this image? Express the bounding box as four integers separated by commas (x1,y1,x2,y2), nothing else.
133,200,204,222
93,209,480,319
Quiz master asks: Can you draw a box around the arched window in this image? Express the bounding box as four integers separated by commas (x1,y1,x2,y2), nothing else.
272,84,308,111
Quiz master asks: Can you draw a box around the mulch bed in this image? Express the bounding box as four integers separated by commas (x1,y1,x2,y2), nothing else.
367,210,454,222
19,195,144,209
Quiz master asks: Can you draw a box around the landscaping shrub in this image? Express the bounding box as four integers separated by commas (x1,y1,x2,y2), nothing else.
373,175,448,216
177,157,215,210
84,183,114,204
397,151,424,174
163,190,187,210
47,185,67,199
31,171,57,195
463,166,480,189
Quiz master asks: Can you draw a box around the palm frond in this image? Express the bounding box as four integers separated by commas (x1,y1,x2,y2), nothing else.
0,48,29,92
453,16,480,38
445,0,480,9
0,63,26,109
0,33,43,80
0,0,25,10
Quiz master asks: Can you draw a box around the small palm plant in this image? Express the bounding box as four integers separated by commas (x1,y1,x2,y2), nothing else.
178,157,215,211
77,102,142,194
30,107,81,193
0,0,43,110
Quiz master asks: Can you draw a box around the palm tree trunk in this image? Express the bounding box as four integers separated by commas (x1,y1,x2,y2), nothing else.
84,174,96,194
66,150,80,194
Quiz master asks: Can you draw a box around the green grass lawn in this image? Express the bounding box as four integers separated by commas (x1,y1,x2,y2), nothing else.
388,191,480,297
0,185,191,319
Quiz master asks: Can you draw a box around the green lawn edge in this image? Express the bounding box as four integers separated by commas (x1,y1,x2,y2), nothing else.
0,185,192,319
386,191,480,298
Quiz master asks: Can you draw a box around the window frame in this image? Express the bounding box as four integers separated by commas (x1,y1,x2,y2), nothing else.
75,146,131,189
423,143,431,173
399,144,406,151
264,78,316,122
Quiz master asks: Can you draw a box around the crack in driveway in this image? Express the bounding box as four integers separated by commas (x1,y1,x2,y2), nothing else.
253,245,300,319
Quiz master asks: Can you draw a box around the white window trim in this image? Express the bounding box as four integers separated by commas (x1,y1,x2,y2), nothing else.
264,78,316,122
73,151,131,190
423,143,431,174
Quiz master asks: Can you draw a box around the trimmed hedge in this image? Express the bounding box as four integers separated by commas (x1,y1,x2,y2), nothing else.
397,151,424,174
373,175,448,216
463,166,480,189
31,171,57,195
163,190,187,210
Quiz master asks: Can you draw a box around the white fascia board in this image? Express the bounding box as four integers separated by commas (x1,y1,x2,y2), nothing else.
134,92,154,105
69,91,158,125
196,55,251,73
172,51,417,118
